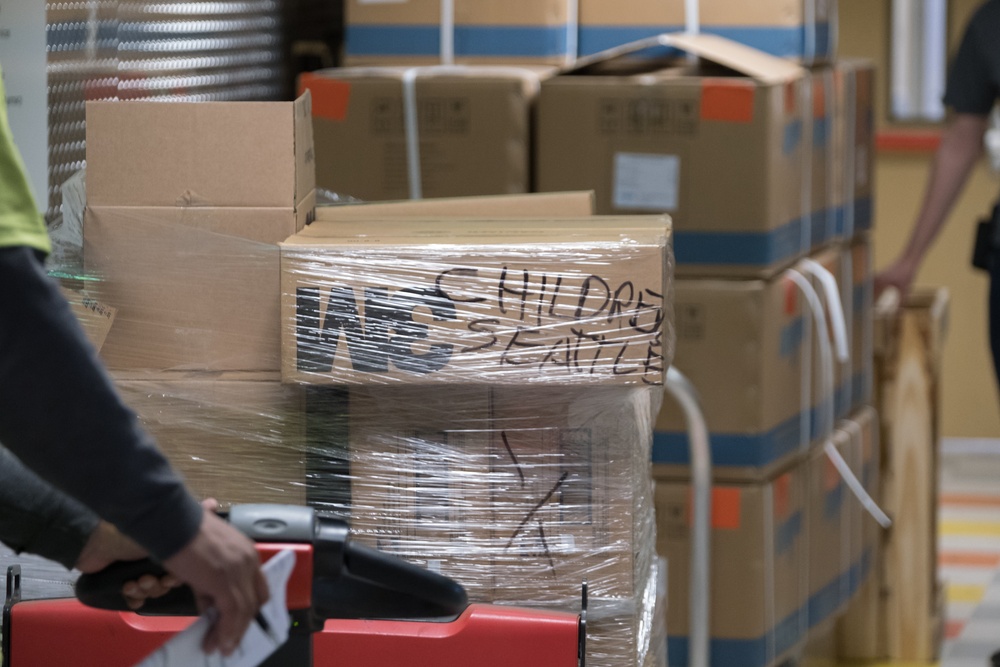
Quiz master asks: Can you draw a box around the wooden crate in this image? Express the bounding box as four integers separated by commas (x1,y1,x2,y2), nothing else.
836,287,949,662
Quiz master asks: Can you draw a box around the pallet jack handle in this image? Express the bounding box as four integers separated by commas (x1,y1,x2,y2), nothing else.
664,367,711,667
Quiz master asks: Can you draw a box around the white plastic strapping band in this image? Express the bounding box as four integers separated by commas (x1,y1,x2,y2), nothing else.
401,67,423,200
565,0,580,66
800,259,850,364
824,440,893,529
685,0,700,35
805,0,817,62
784,270,820,449
439,0,455,65
788,269,834,438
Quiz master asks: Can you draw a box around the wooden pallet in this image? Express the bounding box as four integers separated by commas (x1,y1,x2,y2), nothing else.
836,287,949,662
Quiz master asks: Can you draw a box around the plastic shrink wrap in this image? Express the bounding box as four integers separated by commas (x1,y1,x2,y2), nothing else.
70,203,675,666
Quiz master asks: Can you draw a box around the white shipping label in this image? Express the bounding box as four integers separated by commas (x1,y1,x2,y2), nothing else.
613,153,680,212
0,0,48,212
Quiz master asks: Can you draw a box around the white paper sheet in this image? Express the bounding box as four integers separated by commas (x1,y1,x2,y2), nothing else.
133,549,295,667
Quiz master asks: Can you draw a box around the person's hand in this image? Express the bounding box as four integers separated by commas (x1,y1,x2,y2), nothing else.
75,499,218,610
162,503,269,656
874,257,919,303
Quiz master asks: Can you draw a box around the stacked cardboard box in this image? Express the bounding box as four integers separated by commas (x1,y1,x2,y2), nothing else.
343,0,837,66
81,95,317,507
578,0,837,63
343,0,579,66
537,34,877,666
536,33,810,277
300,67,551,202
280,213,672,666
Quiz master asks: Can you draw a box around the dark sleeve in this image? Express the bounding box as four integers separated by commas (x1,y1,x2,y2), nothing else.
0,445,99,569
0,247,203,562
944,5,1000,115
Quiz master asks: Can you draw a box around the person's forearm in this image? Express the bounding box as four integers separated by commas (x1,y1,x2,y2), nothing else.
0,248,204,562
899,114,989,269
0,445,99,568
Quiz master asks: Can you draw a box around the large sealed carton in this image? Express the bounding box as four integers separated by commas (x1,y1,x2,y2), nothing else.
653,270,809,480
280,216,672,387
315,191,595,222
655,463,809,667
300,67,548,202
579,0,837,64
112,372,307,507
536,34,807,277
344,0,578,66
84,94,316,371
337,385,657,606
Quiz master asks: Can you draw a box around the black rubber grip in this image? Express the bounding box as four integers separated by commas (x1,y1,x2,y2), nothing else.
344,541,468,615
75,559,198,615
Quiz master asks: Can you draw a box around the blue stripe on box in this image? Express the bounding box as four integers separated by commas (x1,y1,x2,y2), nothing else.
579,24,834,61
346,25,571,58
673,217,806,267
784,119,804,155
653,410,810,467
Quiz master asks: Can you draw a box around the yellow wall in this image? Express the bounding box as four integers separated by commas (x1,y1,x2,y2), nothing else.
841,0,1000,437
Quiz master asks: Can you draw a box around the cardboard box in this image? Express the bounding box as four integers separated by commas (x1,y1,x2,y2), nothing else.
343,0,577,66
653,270,809,479
84,95,316,371
113,372,307,507
536,33,807,277
339,385,657,604
300,67,548,203
280,216,671,387
806,432,852,630
578,0,837,64
655,463,809,667
314,191,595,223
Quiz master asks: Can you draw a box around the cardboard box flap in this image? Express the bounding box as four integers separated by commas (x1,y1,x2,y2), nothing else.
86,92,315,208
283,215,671,247
568,32,804,85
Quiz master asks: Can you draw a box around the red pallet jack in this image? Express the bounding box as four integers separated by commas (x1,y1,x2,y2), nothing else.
2,505,586,667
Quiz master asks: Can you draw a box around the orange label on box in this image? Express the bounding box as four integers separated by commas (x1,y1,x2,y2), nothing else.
686,487,742,530
299,74,352,122
783,277,798,315
712,488,742,530
700,82,755,123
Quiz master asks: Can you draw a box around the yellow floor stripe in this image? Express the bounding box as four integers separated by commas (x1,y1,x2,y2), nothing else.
947,583,987,604
940,519,1000,537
